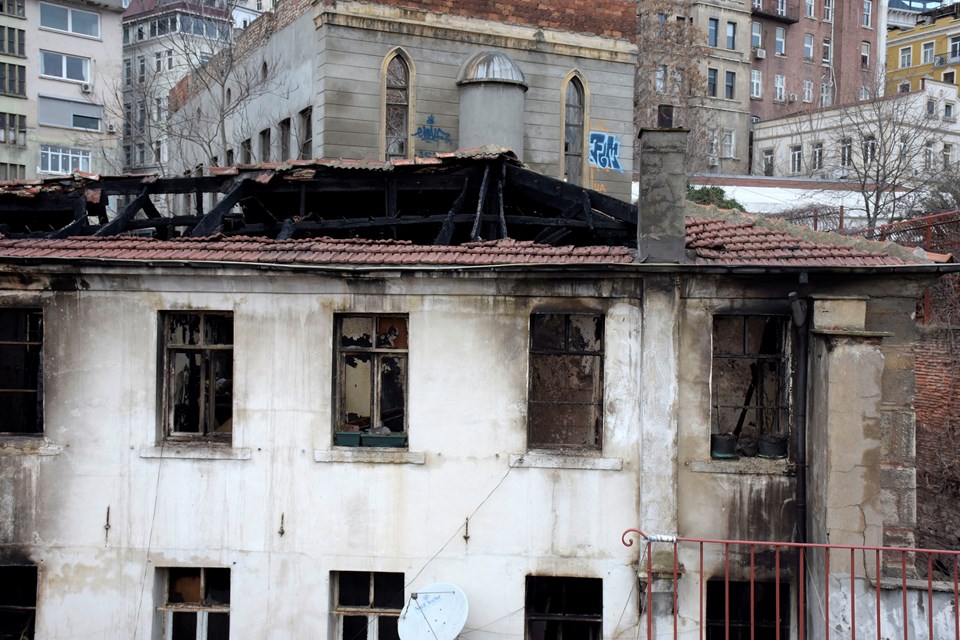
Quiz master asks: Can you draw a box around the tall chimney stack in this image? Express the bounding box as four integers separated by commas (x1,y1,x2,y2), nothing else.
637,129,689,263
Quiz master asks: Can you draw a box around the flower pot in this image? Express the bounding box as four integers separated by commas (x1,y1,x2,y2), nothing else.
361,433,407,448
334,431,361,447
711,433,739,459
758,434,788,459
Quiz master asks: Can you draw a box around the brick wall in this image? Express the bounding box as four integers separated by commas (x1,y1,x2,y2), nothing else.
319,0,636,41
915,325,960,550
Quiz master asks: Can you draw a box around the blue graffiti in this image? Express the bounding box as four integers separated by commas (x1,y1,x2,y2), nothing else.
413,115,452,145
588,132,623,173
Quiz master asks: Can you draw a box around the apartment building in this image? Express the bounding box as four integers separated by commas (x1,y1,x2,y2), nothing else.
0,0,123,180
887,3,960,95
121,0,259,179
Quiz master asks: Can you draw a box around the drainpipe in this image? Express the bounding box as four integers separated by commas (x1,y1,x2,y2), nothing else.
790,292,809,544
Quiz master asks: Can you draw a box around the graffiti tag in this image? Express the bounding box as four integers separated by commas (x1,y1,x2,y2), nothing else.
588,132,623,173
413,115,452,145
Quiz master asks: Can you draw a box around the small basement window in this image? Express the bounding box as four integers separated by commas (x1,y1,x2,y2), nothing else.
526,575,602,640
160,312,233,441
334,315,408,448
0,565,37,640
332,571,404,639
160,567,230,640
706,579,790,640
0,309,42,435
528,312,604,450
711,315,791,458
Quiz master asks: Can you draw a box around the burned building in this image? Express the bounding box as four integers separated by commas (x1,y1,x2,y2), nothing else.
0,135,954,639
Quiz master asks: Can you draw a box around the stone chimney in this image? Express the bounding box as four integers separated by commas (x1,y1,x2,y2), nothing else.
637,129,689,263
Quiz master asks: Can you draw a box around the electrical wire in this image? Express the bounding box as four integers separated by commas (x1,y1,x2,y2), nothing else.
132,440,166,640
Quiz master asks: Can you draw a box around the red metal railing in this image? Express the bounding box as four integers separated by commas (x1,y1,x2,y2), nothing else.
622,529,960,640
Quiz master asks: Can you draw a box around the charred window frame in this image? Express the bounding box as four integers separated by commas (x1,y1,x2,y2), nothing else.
706,579,790,639
159,567,230,640
711,315,792,451
0,565,37,640
528,312,604,450
0,308,42,435
160,312,233,442
332,571,404,640
334,314,408,447
525,576,602,640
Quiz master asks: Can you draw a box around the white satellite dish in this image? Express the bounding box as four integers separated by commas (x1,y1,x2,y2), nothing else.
397,582,469,640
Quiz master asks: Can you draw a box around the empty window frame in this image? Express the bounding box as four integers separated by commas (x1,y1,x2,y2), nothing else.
563,76,585,185
526,576,602,640
0,309,42,435
706,579,790,640
711,315,791,443
298,107,312,160
332,571,404,640
528,312,603,450
159,567,230,640
278,117,290,160
259,127,270,163
160,312,233,441
0,565,37,640
384,53,410,160
240,139,251,164
334,315,407,447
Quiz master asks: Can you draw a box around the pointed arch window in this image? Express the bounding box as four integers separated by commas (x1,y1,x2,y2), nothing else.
384,54,410,160
564,77,585,185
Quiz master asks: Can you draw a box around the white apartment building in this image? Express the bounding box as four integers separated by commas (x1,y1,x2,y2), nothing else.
0,0,124,180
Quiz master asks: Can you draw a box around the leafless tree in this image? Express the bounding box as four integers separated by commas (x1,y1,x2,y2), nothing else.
635,0,715,172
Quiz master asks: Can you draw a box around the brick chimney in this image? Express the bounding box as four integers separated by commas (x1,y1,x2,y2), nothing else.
637,129,688,263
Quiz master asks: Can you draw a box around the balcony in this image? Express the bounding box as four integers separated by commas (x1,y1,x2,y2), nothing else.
751,0,800,24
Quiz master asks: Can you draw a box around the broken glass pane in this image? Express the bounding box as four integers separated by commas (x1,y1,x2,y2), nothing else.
386,88,407,105
170,612,197,640
207,613,229,640
373,572,404,609
205,569,230,605
569,314,603,351
341,317,373,349
376,317,407,349
386,57,408,88
167,314,200,345
529,404,598,448
342,616,368,640
170,352,201,433
531,314,565,351
379,617,400,640
529,354,600,403
343,354,372,426
210,351,233,434
379,356,405,432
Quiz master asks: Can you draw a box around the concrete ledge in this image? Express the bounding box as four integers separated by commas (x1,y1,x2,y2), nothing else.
688,458,794,475
509,452,623,471
140,445,252,460
314,448,426,464
0,436,61,456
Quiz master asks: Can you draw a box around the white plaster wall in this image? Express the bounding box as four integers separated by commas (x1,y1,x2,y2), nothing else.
0,269,649,639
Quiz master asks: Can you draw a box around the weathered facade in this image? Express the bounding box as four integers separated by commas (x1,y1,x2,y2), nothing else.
167,0,636,202
0,139,952,639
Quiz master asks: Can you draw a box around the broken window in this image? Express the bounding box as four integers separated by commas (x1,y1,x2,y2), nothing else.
0,309,42,435
384,53,409,161
160,567,230,640
711,315,791,453
706,579,790,640
332,571,403,640
334,315,407,447
160,312,233,441
0,565,37,640
525,576,602,640
528,312,603,450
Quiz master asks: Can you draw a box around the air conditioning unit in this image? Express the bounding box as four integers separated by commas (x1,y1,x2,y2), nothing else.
935,56,947,67
708,156,720,166
80,82,92,93
788,93,798,103
755,48,767,59
106,123,117,134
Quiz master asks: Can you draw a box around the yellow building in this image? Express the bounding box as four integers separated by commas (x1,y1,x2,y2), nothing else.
887,4,960,94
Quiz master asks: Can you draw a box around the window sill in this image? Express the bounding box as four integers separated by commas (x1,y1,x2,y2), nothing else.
140,444,251,460
688,458,794,476
0,435,61,456
38,27,102,41
509,452,623,471
314,448,425,464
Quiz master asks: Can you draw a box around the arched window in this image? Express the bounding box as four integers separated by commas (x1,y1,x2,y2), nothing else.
384,53,410,160
563,76,585,185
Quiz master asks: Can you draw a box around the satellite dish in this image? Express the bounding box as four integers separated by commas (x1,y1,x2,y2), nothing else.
397,582,469,640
